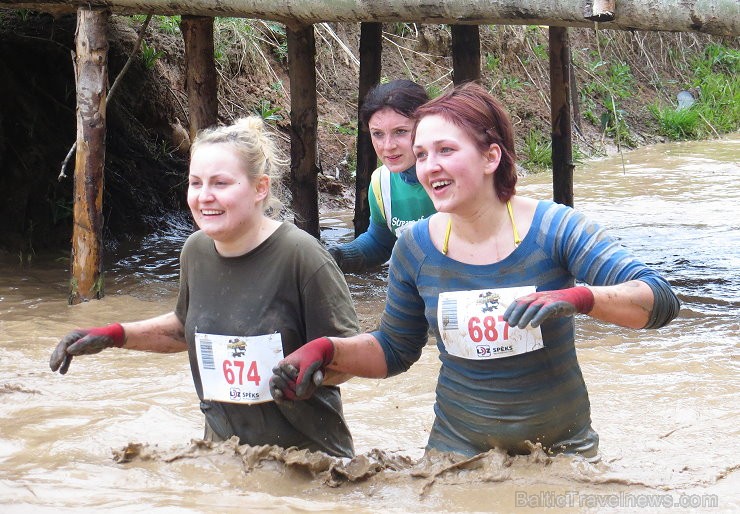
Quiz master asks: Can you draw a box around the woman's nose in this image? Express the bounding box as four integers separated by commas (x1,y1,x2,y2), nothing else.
198,185,215,201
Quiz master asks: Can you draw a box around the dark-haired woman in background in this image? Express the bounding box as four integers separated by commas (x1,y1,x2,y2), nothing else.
328,79,435,272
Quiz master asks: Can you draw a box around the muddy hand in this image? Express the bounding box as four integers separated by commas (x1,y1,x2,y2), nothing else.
49,323,126,375
270,365,324,402
269,337,334,401
503,287,595,328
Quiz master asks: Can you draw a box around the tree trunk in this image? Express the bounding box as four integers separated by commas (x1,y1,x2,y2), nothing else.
7,1,736,36
354,22,382,237
451,25,481,85
287,24,320,237
180,15,217,141
69,7,108,304
549,26,574,208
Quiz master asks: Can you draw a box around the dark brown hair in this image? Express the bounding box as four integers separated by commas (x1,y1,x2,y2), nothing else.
359,80,429,128
413,82,517,202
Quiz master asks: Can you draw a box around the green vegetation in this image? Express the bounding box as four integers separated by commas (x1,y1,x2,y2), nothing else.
499,76,527,92
484,53,501,73
580,57,636,146
649,43,739,140
254,99,283,122
331,122,358,137
522,130,552,171
425,83,444,99
140,41,163,69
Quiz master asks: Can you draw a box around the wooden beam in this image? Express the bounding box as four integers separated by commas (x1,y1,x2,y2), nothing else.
287,23,320,237
69,7,109,304
549,26,574,208
451,25,481,85
4,1,737,36
180,15,218,140
584,0,617,22
354,22,382,237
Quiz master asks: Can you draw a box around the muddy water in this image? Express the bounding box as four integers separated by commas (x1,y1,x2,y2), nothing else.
1,137,738,513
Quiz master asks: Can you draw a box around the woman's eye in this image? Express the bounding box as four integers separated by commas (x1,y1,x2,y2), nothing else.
415,151,427,159
371,131,383,138
395,129,408,136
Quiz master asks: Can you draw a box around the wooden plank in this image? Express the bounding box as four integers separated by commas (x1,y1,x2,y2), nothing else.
70,7,109,304
4,1,737,36
180,15,218,140
549,26,574,208
451,24,481,85
354,22,382,237
287,23,320,237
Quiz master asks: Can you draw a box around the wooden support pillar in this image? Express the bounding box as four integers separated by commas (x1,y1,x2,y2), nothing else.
451,25,481,85
180,15,217,141
69,7,109,304
287,24,320,237
354,22,382,237
549,26,574,207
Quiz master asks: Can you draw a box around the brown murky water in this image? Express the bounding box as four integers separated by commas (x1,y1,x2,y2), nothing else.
1,137,738,512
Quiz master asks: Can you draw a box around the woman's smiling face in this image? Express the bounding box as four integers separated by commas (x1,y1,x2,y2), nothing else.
414,114,501,214
187,143,267,245
368,107,417,172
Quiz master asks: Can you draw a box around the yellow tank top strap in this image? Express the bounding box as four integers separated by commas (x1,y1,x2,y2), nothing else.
442,217,452,255
442,200,519,256
507,200,522,246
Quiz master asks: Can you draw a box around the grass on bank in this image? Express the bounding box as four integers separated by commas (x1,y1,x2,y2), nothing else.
649,43,739,140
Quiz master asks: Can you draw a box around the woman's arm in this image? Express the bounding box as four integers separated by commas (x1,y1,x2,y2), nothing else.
503,279,679,331
588,280,655,329
329,219,397,272
270,333,388,400
328,333,388,378
122,312,187,353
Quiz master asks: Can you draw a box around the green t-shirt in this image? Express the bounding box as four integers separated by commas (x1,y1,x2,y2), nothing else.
175,223,359,457
369,165,436,237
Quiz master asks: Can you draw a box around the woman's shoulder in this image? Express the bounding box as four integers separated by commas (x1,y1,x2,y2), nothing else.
182,229,207,250
272,222,334,261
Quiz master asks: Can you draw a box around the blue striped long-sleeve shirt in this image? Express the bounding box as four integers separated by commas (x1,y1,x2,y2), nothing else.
372,200,679,457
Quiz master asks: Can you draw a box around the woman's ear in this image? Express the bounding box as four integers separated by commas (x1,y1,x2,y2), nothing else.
484,143,502,175
255,174,270,202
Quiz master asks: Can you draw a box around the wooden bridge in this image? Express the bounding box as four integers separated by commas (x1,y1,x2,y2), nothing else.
1,0,737,303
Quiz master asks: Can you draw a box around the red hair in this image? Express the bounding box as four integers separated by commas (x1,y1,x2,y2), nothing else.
413,82,517,202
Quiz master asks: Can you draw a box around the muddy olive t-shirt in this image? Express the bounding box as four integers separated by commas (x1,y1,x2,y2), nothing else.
175,223,359,458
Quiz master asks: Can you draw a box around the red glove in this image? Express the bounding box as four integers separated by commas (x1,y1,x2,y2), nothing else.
49,323,126,375
269,337,334,401
503,287,594,329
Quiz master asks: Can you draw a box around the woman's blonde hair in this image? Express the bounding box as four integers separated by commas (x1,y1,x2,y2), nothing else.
191,116,287,215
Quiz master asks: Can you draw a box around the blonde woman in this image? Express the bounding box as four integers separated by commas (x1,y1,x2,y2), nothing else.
51,116,359,458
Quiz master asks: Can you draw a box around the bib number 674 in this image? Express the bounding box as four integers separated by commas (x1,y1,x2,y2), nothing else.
222,360,261,387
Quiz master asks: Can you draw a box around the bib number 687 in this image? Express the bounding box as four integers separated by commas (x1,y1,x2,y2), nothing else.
467,315,509,343
222,360,261,387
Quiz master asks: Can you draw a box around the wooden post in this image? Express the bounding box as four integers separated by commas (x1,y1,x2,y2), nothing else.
180,15,218,141
549,26,574,207
451,25,481,85
69,7,109,304
354,22,382,237
287,24,320,237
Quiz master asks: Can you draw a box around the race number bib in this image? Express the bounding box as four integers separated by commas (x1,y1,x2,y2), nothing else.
195,332,283,404
438,286,544,360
